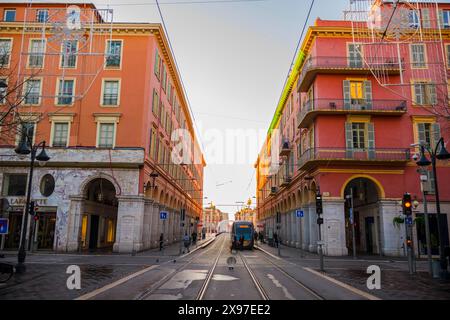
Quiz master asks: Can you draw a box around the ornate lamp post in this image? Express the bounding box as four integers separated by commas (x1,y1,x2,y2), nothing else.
14,135,50,273
414,138,450,279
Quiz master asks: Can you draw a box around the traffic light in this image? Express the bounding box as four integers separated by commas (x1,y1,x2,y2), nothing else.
402,193,413,216
316,193,323,215
406,237,412,248
28,201,35,216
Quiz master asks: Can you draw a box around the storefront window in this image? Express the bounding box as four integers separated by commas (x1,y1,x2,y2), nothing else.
40,174,55,197
2,174,27,196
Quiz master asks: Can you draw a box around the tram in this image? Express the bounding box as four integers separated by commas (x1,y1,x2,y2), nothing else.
230,221,254,250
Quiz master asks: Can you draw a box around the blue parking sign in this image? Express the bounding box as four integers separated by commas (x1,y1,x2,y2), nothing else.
296,210,304,218
406,217,413,225
0,218,8,235
160,211,168,220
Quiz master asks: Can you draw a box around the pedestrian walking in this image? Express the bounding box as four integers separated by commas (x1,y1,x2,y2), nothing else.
159,233,164,251
183,233,191,253
273,232,279,248
192,232,197,245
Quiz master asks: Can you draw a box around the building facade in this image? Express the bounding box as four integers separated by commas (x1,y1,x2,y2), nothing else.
256,1,450,257
0,2,205,253
203,205,228,234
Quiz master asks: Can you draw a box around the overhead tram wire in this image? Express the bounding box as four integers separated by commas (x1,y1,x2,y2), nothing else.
97,0,269,6
271,0,315,129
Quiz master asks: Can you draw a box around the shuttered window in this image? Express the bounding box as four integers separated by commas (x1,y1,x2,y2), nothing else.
343,80,372,109
414,82,437,105
411,44,426,68
348,43,363,68
418,122,440,148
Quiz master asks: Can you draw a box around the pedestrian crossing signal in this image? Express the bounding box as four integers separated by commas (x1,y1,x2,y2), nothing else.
316,193,323,215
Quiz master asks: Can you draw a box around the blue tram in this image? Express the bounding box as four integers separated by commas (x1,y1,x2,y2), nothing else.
230,221,254,250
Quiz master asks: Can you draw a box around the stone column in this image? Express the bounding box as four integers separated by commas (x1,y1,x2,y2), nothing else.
66,196,85,252
322,199,348,256
114,195,145,253
302,205,310,250
379,200,403,256
308,204,318,253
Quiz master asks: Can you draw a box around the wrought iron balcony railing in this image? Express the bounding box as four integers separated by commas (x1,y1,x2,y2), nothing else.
297,56,402,92
298,147,410,170
297,99,407,128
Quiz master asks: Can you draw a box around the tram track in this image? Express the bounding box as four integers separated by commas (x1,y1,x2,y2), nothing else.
239,251,270,300
135,235,225,300
254,248,325,300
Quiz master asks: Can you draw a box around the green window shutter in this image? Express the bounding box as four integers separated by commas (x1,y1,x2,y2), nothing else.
418,123,426,145
364,81,373,109
343,80,351,110
439,9,444,27
367,123,376,159
432,123,441,151
345,122,353,158
422,9,431,28
152,89,158,115
154,50,159,77
427,83,437,105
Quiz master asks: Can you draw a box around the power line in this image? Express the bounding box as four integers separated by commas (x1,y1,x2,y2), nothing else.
97,0,269,6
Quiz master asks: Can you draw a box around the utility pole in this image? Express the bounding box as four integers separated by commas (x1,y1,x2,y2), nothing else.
349,188,357,259
316,190,324,271
419,169,433,276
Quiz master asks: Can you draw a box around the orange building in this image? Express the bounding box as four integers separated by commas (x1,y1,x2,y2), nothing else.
256,1,450,257
0,2,205,253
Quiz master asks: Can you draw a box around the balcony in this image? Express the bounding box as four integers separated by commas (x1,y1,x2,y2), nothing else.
297,99,407,129
298,147,410,171
297,56,402,92
280,175,292,188
279,141,292,157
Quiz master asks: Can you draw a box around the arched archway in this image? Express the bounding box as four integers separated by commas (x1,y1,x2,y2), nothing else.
343,177,382,255
81,178,118,252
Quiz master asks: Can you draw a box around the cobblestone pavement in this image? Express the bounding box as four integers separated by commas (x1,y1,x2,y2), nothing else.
255,242,450,300
0,236,214,300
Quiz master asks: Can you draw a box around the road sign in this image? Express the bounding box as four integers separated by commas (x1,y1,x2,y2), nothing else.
160,211,168,220
0,218,9,234
405,216,413,225
296,210,304,218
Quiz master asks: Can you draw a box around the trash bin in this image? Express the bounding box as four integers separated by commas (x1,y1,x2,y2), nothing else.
432,259,441,279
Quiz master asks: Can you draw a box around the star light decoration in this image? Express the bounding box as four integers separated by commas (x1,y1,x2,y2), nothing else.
367,3,420,42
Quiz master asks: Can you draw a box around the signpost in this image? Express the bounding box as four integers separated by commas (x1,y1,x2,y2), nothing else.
160,211,168,255
296,210,304,257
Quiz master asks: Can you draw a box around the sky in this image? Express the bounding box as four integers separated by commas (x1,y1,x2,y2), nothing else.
14,0,351,216
127,0,348,217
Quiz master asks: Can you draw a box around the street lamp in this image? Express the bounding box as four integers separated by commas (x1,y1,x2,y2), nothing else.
413,138,450,279
14,136,50,273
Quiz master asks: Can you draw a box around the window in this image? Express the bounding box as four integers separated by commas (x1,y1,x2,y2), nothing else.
446,44,450,67
102,80,120,105
417,122,440,148
36,9,49,23
413,82,437,105
167,83,172,105
98,123,115,148
442,10,450,29
0,78,7,104
28,39,45,67
24,79,41,105
154,49,161,78
152,89,159,115
106,40,122,67
40,174,55,197
2,174,27,196
18,122,35,147
411,44,426,68
57,79,75,105
0,39,12,66
162,64,167,92
352,123,366,149
409,10,420,28
3,9,16,22
52,122,69,147
61,40,77,68
348,43,363,68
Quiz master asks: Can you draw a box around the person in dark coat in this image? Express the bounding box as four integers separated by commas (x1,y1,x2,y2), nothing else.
159,233,164,251
273,232,279,248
